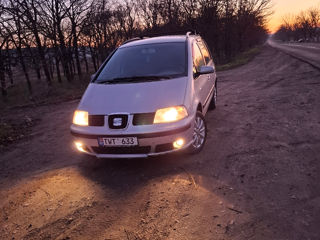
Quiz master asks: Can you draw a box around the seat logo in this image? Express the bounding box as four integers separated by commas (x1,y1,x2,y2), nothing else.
113,118,122,126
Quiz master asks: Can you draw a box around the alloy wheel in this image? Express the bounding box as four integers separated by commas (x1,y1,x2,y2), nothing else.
192,115,206,149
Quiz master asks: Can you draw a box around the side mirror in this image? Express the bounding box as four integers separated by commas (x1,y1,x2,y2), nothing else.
199,66,215,75
90,73,96,81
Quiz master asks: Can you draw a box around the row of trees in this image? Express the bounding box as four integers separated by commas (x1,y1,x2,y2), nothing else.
273,6,320,42
0,0,271,98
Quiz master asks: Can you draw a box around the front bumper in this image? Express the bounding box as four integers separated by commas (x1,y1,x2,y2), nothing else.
70,117,194,158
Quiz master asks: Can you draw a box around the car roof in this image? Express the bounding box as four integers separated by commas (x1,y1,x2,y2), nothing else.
119,35,198,48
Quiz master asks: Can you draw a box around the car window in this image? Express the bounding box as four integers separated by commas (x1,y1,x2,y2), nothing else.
192,42,205,75
95,42,187,83
198,41,212,65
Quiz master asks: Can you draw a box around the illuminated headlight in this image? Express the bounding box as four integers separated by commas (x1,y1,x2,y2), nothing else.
73,110,88,126
154,106,188,124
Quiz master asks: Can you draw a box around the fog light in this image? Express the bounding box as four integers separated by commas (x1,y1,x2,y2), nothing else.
173,138,185,149
75,141,86,152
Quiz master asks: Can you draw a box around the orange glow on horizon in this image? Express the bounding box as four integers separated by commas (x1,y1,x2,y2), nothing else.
267,0,320,33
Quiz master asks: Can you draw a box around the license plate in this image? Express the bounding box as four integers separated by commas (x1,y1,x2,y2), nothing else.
98,137,138,147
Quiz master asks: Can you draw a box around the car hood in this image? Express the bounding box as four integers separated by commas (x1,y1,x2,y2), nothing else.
78,77,187,114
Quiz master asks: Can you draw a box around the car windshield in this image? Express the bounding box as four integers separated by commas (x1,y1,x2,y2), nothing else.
95,42,187,84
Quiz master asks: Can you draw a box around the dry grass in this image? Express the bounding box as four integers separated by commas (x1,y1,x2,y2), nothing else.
0,73,93,110
216,46,262,71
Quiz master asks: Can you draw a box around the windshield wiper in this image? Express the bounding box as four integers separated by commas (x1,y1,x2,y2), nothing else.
96,80,115,84
97,75,173,84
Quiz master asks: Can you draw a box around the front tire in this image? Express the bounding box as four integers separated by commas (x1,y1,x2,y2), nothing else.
187,111,207,154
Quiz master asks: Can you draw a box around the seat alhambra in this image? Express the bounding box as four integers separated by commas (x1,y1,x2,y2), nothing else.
71,32,217,158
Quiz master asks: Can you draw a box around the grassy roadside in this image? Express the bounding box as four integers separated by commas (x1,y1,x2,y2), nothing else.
0,73,92,110
216,46,262,71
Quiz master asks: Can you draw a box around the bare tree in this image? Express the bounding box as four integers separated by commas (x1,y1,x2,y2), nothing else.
274,6,320,42
137,0,163,30
308,7,320,41
1,5,34,94
0,0,273,99
40,0,74,82
65,0,90,77
114,0,138,40
5,0,52,87
0,2,8,97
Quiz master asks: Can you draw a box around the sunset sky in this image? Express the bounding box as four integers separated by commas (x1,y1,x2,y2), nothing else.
268,0,320,33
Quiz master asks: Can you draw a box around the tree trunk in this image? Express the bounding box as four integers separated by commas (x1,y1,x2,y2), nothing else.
0,51,7,97
55,57,62,83
57,27,73,82
71,56,76,75
17,47,32,95
35,66,41,80
68,48,75,75
27,46,42,81
5,45,13,85
34,33,52,86
49,56,54,80
82,47,89,73
89,46,97,72
73,30,82,76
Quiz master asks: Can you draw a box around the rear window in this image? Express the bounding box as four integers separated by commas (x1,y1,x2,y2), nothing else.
95,42,187,83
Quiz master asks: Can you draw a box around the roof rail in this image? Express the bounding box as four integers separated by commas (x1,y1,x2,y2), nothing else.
122,37,147,45
186,30,197,38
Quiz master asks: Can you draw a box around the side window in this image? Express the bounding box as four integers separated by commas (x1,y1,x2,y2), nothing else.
192,42,205,75
198,41,212,65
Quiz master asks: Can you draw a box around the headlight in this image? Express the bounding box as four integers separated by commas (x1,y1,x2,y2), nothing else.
73,110,88,126
154,106,188,124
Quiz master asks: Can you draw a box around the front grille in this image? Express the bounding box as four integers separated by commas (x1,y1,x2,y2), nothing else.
133,113,155,125
108,114,128,129
155,143,174,153
92,146,151,155
89,115,105,126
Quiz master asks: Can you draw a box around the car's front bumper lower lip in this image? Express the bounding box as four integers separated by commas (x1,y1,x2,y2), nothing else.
78,142,193,159
71,123,193,158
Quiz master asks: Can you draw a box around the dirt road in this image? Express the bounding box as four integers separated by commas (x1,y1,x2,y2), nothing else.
1,45,320,240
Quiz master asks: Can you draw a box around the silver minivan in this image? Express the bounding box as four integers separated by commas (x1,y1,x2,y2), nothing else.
71,33,217,158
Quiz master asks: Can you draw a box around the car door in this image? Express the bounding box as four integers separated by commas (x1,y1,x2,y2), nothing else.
192,41,208,108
